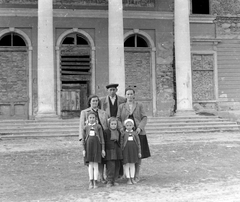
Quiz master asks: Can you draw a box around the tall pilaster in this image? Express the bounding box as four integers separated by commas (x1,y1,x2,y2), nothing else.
108,0,125,96
37,0,57,118
174,0,194,115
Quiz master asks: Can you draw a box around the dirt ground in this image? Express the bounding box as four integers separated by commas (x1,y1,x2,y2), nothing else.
1,132,240,202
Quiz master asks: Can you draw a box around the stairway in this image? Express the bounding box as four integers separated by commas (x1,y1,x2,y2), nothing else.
146,115,239,134
0,115,239,139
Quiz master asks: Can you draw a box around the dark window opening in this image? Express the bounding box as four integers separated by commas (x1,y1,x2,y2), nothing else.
137,36,148,47
0,33,26,46
192,0,210,14
62,36,74,45
124,36,135,47
77,35,88,45
62,33,89,45
124,34,148,47
0,34,11,46
13,35,26,46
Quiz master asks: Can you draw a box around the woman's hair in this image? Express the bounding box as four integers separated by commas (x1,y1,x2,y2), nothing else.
125,87,135,95
87,94,100,107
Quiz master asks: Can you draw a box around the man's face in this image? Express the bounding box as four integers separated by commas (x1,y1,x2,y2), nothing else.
108,87,117,97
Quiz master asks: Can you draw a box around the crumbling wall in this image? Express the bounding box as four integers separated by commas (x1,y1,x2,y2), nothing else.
212,0,240,16
156,34,175,116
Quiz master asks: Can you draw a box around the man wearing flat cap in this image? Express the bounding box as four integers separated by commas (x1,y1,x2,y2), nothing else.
100,83,126,118
100,83,126,182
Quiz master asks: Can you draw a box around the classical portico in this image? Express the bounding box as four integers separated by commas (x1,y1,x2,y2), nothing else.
35,0,194,118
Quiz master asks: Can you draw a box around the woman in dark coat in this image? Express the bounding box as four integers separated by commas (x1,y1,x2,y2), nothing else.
117,87,151,182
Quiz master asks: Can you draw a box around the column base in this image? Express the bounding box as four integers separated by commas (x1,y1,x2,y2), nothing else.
35,112,59,120
174,110,196,117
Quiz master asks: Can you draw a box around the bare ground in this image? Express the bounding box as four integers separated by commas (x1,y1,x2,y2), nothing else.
1,132,240,202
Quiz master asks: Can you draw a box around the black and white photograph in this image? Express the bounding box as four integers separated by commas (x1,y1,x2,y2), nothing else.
1,0,240,201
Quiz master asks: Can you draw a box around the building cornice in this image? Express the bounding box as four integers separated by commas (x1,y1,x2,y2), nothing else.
0,8,173,20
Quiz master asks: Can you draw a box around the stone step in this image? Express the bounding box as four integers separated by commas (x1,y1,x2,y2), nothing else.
1,126,239,139
146,124,239,131
0,117,231,127
0,123,238,134
0,119,79,125
147,118,230,123
147,128,240,135
0,121,236,131
146,121,237,127
0,115,239,138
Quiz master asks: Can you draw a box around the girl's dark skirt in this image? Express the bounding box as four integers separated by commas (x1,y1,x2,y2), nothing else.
123,141,139,164
84,136,102,164
139,134,151,159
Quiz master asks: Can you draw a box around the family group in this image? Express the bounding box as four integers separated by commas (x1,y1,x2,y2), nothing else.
79,84,151,189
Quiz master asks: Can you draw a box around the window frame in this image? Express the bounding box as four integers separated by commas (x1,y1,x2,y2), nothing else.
191,50,218,103
0,32,26,47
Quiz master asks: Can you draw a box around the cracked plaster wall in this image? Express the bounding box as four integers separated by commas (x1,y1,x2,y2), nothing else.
156,33,175,116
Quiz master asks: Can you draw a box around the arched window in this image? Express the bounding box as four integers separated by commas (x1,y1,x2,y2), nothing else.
62,33,89,45
0,33,26,46
124,34,148,47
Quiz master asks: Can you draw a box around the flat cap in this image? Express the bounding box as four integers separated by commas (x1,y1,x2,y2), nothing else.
106,83,119,89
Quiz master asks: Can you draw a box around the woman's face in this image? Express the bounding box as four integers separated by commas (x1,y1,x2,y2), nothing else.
90,97,99,109
125,90,135,101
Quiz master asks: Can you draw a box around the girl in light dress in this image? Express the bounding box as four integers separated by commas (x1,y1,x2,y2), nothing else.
82,111,105,189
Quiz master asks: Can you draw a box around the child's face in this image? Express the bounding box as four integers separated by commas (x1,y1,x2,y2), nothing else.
110,120,117,130
125,122,134,131
88,114,96,124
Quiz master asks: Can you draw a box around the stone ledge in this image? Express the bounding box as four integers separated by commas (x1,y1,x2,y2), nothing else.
217,110,240,123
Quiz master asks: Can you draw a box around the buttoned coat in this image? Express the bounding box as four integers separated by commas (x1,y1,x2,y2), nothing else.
79,107,108,141
121,131,141,153
99,95,126,118
117,101,147,135
82,124,105,150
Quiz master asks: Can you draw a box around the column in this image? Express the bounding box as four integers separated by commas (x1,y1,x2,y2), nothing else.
108,0,125,96
174,0,195,115
37,0,57,118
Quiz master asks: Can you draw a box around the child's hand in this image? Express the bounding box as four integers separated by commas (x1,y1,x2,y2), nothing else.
102,150,106,158
138,153,142,158
83,150,86,157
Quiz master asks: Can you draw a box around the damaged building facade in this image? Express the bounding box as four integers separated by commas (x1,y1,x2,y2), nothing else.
0,0,239,120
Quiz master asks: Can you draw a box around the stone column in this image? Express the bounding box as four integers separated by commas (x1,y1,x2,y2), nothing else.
108,0,125,96
37,0,57,118
174,0,194,115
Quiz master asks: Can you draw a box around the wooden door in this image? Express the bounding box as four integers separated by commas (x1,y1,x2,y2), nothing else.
60,46,91,118
61,84,88,118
